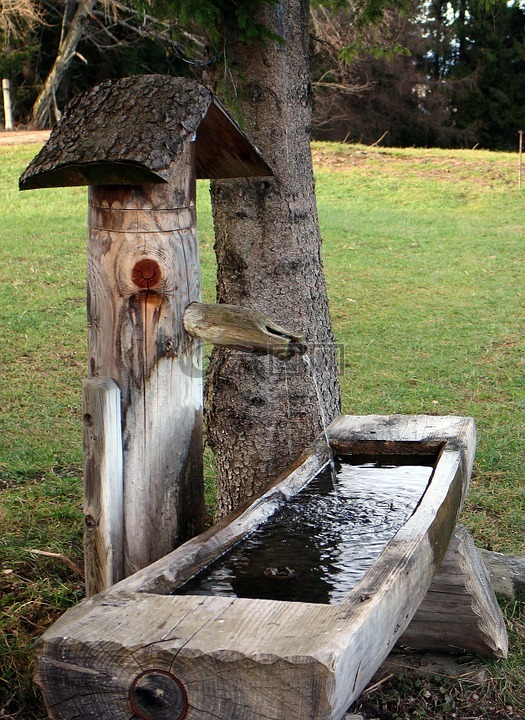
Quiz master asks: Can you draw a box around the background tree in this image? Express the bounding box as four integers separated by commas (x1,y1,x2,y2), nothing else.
2,0,178,127
31,0,97,127
8,0,525,148
0,0,42,124
0,0,41,50
309,0,525,149
443,0,525,149
137,0,342,516
310,2,458,146
30,0,176,128
310,6,444,145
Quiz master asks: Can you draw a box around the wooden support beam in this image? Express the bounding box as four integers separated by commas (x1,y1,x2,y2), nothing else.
399,524,508,658
82,377,123,597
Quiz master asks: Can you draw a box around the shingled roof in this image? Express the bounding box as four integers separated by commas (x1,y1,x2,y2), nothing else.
20,75,272,190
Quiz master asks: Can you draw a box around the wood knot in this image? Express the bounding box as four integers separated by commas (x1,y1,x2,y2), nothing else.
83,413,94,428
84,514,97,529
131,259,163,290
130,670,187,720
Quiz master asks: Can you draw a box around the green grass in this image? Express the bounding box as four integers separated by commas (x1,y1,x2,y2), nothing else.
313,143,525,554
1,141,524,718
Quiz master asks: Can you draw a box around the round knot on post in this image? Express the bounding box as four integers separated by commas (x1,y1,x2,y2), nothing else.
83,413,94,428
130,670,188,720
132,259,163,290
84,514,97,529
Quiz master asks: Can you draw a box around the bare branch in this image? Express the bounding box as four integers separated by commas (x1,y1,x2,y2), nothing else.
29,549,85,578
0,0,43,41
312,80,370,94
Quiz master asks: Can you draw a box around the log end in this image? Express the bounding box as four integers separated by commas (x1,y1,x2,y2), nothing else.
130,670,188,720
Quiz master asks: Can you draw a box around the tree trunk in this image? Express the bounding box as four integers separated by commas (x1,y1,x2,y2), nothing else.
205,0,341,517
31,0,96,128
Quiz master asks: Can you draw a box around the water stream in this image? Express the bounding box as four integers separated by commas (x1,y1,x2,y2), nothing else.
174,456,434,605
302,353,338,492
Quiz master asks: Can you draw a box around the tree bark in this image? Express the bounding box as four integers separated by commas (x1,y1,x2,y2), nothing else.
31,0,97,129
205,0,341,517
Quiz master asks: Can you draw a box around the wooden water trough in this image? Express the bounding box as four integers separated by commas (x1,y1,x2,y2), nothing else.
33,414,507,720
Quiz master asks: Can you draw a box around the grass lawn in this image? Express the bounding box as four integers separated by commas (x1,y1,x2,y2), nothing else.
1,140,524,718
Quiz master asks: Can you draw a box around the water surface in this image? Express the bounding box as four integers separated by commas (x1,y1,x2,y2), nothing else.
174,457,434,604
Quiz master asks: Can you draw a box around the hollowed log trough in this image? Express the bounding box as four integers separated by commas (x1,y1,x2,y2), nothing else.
34,414,507,720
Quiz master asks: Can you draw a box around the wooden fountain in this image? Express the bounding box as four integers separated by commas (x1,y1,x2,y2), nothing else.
20,75,507,720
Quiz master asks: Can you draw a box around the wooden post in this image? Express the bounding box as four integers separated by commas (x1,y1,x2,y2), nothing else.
87,142,204,576
82,377,124,597
19,74,273,587
519,130,523,189
2,79,13,130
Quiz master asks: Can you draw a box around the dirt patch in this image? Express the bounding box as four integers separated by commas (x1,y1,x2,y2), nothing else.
310,143,519,188
0,130,50,145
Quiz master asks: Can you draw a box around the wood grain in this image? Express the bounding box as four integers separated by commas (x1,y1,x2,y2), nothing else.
82,377,123,597
87,144,204,576
400,524,508,657
183,301,307,360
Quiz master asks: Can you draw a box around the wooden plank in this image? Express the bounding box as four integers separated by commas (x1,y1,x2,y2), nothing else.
400,524,508,657
329,414,476,473
82,377,124,597
87,143,204,576
34,415,478,720
196,100,273,179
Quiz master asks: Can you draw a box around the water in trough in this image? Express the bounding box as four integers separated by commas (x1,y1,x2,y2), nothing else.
174,456,435,604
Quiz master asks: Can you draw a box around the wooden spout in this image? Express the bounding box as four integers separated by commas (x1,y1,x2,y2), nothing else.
183,303,307,360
